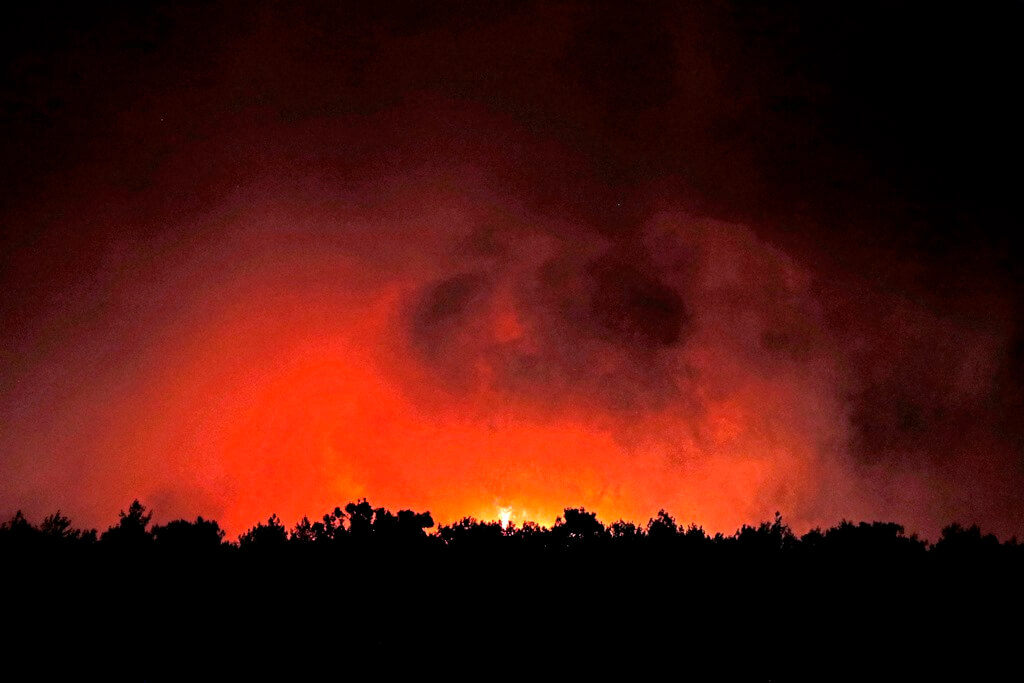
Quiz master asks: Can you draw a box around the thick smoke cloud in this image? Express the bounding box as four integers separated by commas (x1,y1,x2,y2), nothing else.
1,1,1021,538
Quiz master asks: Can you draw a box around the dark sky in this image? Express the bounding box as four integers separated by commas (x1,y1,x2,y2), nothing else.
2,1,1022,538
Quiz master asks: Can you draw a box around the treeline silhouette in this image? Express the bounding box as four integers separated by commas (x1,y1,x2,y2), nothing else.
3,500,1021,680
2,499,1020,561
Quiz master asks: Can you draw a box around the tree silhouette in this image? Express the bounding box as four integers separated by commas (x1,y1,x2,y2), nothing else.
39,510,96,547
152,516,226,551
395,509,435,543
345,499,374,537
554,507,606,544
290,507,346,545
39,510,74,539
2,497,1021,568
731,512,796,558
438,517,504,548
0,510,38,549
610,519,643,542
100,500,153,548
238,513,287,549
646,509,679,543
933,522,1002,559
806,520,928,560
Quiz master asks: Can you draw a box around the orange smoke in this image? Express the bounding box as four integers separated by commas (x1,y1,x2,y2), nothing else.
5,1,1024,549
21,195,851,537
2,176,1014,542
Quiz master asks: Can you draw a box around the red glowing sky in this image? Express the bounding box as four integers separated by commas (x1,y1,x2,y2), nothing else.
2,2,1022,539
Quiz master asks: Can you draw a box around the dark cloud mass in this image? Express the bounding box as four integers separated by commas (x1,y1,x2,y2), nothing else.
411,272,491,356
1,1,1022,537
586,256,689,349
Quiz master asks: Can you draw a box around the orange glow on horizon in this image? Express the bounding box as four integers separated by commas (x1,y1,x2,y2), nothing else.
153,276,848,536
4,197,1000,542
3,3,1023,550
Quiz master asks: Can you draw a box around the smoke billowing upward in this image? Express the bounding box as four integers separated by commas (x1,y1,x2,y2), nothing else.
1,1,1022,538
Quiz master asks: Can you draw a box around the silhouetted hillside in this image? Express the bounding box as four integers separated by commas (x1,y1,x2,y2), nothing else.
2,501,1020,680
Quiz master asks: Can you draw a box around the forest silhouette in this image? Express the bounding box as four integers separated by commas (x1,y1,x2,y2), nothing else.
3,500,1021,679
3,498,1019,558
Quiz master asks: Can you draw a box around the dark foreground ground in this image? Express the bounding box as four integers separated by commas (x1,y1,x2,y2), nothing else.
4,549,1021,681
3,504,1022,680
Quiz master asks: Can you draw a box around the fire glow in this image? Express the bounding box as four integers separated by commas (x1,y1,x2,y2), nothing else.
2,2,1021,543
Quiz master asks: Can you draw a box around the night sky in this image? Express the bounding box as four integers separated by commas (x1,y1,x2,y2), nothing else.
2,1,1022,539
